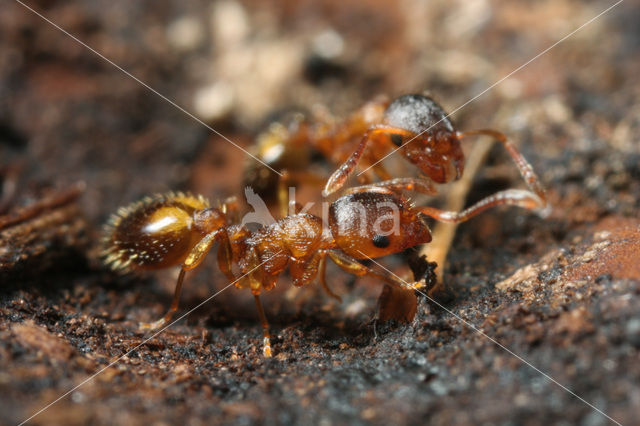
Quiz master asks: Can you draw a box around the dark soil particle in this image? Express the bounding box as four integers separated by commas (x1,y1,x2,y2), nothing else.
1,0,639,425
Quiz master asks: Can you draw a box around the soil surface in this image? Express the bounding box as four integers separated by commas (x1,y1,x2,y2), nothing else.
1,1,639,425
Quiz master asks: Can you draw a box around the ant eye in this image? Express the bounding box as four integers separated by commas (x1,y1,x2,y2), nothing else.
390,133,403,146
372,234,390,248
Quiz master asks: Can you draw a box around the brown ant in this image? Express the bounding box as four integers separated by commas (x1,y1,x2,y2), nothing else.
243,94,547,220
322,94,548,218
104,95,549,357
103,189,432,357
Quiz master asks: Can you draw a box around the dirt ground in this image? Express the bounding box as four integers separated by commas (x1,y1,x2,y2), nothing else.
1,0,639,425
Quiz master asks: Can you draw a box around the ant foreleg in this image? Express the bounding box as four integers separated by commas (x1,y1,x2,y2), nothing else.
326,250,425,291
418,188,545,223
323,127,414,196
458,129,548,213
343,177,438,196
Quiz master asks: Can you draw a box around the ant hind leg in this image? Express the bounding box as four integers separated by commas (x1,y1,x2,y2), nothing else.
140,269,187,330
140,228,225,331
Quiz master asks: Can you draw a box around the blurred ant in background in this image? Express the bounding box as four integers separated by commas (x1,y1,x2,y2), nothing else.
244,93,547,218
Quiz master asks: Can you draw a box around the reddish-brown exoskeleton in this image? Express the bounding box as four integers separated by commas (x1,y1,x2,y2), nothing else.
242,98,390,215
323,94,548,221
103,189,431,357
244,94,547,220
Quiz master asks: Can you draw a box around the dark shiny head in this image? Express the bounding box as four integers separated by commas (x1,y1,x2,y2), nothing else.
385,94,464,183
329,190,432,259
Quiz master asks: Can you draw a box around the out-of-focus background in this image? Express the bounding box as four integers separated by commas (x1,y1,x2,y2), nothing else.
1,0,639,424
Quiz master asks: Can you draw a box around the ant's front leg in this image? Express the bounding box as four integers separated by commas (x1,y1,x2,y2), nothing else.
342,177,438,197
323,127,414,196
458,129,548,214
418,188,545,223
326,250,425,292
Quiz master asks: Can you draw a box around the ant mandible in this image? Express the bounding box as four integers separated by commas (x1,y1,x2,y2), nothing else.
103,189,432,357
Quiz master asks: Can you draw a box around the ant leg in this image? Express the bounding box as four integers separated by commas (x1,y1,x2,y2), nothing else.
231,246,264,291
418,189,544,223
318,254,342,302
277,169,327,218
140,269,187,330
291,251,342,301
458,129,548,212
253,294,272,358
326,250,425,292
323,127,414,196
141,229,224,330
184,229,225,270
419,136,494,288
343,177,438,196
216,232,236,283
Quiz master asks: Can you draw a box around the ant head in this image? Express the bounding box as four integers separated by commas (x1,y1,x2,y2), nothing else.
329,190,432,259
385,94,465,183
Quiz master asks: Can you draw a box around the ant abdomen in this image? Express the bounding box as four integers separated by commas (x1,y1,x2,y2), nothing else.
102,193,210,271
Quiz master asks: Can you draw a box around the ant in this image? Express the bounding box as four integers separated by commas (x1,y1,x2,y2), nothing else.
244,94,547,220
104,95,549,357
103,188,433,357
322,94,548,218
